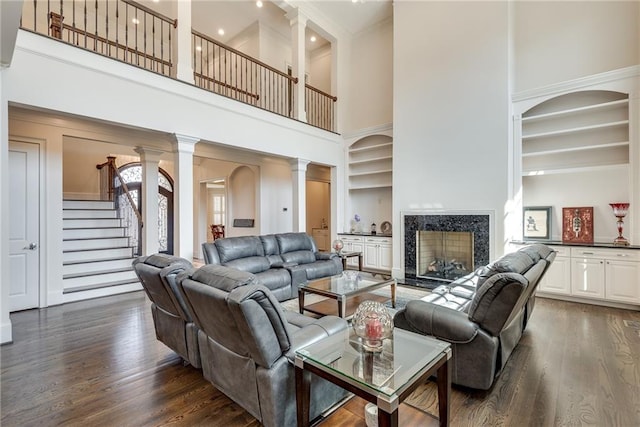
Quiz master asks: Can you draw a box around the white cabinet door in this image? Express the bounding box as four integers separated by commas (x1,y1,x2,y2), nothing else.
538,256,571,295
338,235,364,268
379,243,392,271
364,243,379,270
605,259,640,304
571,258,605,299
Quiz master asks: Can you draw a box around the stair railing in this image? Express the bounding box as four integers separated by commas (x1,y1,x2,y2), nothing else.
97,156,143,256
20,0,177,77
305,84,337,133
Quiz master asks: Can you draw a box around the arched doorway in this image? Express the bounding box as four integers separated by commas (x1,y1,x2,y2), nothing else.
119,163,174,254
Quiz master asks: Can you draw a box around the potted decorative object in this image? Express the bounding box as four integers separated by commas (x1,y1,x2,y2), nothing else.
610,203,630,246
352,301,393,352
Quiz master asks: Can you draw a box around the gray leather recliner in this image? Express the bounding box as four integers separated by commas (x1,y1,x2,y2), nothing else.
177,264,349,427
394,243,555,390
132,253,201,368
201,232,342,301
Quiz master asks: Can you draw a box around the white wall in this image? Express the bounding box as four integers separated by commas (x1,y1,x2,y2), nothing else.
513,1,640,93
347,18,393,132
393,1,509,278
524,169,630,242
309,44,332,93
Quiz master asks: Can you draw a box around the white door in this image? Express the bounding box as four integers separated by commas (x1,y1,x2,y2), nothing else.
9,141,40,311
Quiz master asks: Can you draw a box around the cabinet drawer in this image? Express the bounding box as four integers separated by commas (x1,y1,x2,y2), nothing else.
338,235,364,243
365,236,392,245
570,247,640,261
548,245,570,257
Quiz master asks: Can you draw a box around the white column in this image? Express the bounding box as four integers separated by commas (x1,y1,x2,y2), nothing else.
290,158,310,232
173,134,198,260
288,10,307,122
134,147,163,255
0,70,12,343
174,0,194,84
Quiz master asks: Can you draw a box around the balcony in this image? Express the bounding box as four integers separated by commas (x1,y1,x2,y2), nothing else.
19,0,337,133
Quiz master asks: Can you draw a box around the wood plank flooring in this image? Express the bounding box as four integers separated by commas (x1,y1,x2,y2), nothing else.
2,291,640,426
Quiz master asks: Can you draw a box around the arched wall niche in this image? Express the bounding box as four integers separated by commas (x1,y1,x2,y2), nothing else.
228,165,258,236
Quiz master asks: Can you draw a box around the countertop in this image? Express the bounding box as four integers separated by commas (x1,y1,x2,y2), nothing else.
337,232,392,237
511,240,640,250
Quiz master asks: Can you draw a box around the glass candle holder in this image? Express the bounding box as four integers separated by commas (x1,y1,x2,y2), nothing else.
352,301,393,352
609,203,630,246
332,239,344,254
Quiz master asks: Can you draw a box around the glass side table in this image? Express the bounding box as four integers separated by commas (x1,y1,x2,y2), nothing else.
294,328,451,427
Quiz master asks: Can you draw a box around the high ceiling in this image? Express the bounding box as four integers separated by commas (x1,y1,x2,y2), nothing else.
140,0,393,52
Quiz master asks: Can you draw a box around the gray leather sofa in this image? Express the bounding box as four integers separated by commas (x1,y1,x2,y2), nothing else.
394,243,555,390
177,264,349,427
132,254,201,368
201,232,342,301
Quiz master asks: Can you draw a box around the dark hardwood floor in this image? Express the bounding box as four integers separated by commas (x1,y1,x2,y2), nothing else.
2,291,639,426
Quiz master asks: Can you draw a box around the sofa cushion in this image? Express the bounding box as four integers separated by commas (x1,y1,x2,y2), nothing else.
255,268,291,292
190,264,259,292
474,252,536,290
260,235,280,255
224,256,271,274
215,236,265,263
276,232,314,253
280,250,316,265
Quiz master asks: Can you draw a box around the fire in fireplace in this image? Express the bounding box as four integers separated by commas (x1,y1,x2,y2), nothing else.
417,231,474,282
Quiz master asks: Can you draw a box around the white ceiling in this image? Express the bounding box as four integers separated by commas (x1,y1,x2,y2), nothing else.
141,0,392,52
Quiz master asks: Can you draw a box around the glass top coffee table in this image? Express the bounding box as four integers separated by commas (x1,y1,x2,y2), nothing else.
294,328,452,427
298,272,396,318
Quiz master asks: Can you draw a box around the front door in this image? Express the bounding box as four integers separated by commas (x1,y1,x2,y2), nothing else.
9,141,40,311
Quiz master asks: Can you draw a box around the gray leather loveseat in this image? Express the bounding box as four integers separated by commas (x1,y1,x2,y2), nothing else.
394,243,555,390
177,264,349,427
202,232,342,301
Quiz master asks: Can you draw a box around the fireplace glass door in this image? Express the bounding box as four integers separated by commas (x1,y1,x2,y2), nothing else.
417,231,474,283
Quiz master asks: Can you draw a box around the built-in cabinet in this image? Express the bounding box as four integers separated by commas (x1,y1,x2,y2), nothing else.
514,67,639,243
537,244,640,306
364,236,392,272
338,234,392,272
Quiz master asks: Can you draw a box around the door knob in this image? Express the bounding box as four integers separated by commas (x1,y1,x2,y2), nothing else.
24,243,38,250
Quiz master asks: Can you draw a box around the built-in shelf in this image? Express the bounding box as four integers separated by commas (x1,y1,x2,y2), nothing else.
349,155,393,165
522,162,629,177
348,136,393,191
349,183,393,191
348,169,393,177
348,142,393,153
521,99,629,123
522,141,629,157
522,120,629,140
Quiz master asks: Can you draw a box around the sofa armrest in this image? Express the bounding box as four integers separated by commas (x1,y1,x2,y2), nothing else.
394,300,478,343
315,252,337,261
285,316,348,362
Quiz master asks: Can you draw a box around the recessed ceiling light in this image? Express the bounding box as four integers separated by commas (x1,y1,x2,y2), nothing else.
218,28,225,36
196,46,202,52
310,36,317,42
256,1,263,7
132,18,140,25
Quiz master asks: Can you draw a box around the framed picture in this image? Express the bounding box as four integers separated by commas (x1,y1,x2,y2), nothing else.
562,207,594,244
523,206,552,240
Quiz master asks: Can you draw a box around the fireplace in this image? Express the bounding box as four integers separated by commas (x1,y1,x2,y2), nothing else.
417,231,474,282
403,211,492,288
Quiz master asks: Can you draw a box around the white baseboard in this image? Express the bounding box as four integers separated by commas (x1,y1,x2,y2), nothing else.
1,321,13,344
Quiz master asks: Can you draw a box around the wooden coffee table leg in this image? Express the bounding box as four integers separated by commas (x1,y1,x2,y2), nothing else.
391,281,396,308
377,407,398,427
298,288,305,314
295,363,311,427
338,295,346,318
437,357,451,426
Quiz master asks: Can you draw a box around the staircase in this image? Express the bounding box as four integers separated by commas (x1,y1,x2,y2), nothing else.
62,200,141,303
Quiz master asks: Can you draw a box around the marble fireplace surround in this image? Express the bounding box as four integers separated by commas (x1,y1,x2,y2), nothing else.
403,210,494,288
